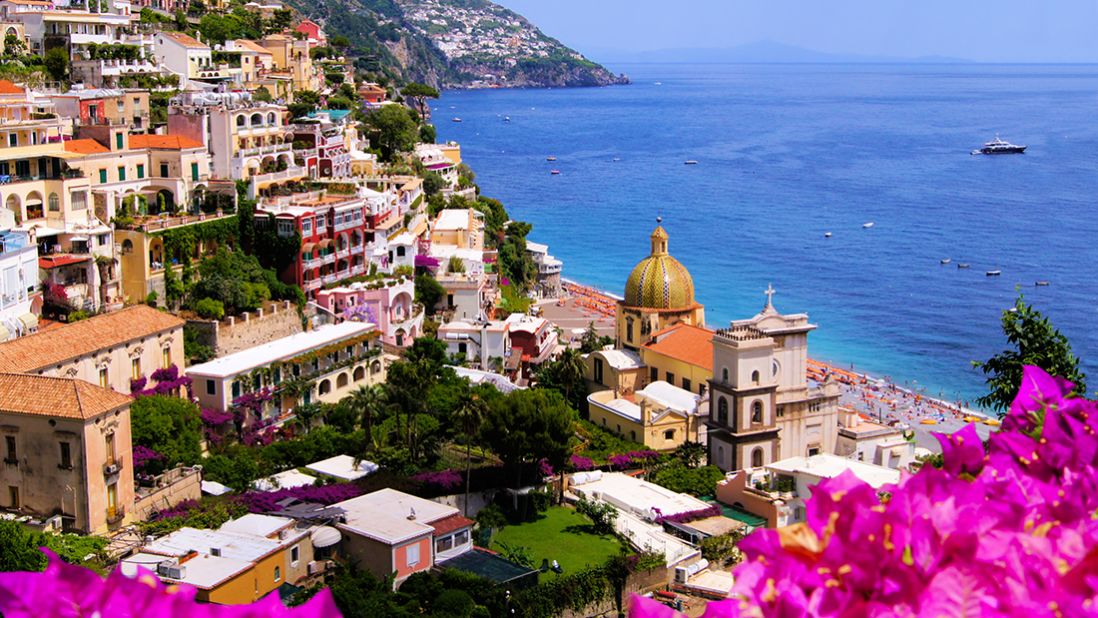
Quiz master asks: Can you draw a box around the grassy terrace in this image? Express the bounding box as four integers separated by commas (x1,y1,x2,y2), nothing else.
491,507,625,578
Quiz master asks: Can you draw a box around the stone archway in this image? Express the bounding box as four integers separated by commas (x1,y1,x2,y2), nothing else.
5,194,22,224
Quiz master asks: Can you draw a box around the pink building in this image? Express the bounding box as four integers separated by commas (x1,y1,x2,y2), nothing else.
294,19,326,44
315,278,423,348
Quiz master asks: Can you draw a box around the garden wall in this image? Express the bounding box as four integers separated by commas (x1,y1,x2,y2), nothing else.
187,301,304,357
557,567,670,618
433,490,498,518
133,466,203,520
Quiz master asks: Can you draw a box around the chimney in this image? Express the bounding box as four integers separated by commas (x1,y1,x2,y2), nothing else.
407,508,416,521
640,399,649,426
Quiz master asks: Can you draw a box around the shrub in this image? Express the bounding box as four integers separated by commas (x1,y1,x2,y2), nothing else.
193,297,225,320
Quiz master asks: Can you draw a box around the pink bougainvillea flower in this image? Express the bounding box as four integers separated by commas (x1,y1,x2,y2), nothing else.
0,550,341,617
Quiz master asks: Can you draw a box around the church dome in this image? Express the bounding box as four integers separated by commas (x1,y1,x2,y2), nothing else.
623,224,696,310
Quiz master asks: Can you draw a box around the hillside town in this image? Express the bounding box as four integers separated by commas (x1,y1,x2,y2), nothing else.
0,2,988,616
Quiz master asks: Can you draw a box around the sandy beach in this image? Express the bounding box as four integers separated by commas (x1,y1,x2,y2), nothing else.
541,281,997,453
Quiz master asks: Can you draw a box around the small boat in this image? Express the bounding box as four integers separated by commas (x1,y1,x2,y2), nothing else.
940,258,952,265
824,232,832,238
654,81,663,86
972,135,1026,155
451,117,462,123
503,116,511,122
546,155,557,162
684,160,698,165
862,222,874,229
1035,280,1050,287
612,157,621,162
957,263,970,269
550,169,560,175
986,270,1002,277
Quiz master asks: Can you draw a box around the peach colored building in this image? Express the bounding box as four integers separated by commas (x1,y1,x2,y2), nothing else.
333,488,474,588
314,278,423,348
0,372,135,534
0,305,185,394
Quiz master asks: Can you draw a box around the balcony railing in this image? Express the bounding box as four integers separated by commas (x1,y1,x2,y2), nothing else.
251,166,306,185
236,142,292,158
106,505,125,524
103,455,123,477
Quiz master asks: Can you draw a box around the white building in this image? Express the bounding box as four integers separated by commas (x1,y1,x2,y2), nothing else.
437,318,511,369
835,408,918,470
153,32,232,86
185,321,385,417
0,213,38,340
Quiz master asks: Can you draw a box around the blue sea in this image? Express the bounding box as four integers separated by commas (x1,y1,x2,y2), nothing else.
435,63,1098,404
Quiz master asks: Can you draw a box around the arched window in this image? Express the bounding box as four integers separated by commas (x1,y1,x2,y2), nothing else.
318,379,331,395
336,373,348,388
751,370,760,385
751,447,764,468
267,112,275,124
236,115,245,127
717,397,728,425
352,366,365,381
772,359,780,377
370,360,382,374
250,112,262,126
721,368,729,383
752,400,763,424
47,193,59,212
625,317,634,343
121,239,134,254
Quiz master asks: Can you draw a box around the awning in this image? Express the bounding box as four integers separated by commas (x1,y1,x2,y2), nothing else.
300,242,316,254
69,236,88,243
201,480,232,496
18,313,38,331
310,526,341,548
316,239,332,249
39,255,91,269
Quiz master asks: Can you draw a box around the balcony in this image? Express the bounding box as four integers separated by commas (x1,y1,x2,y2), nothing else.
103,456,123,477
106,505,126,525
294,148,319,161
251,166,306,185
304,279,322,291
350,244,364,255
236,142,292,158
302,256,322,270
322,274,338,285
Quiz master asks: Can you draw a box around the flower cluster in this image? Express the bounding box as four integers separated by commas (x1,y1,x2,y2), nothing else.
342,304,376,324
0,550,340,617
412,469,463,491
609,450,660,470
130,365,194,398
630,366,1098,617
132,445,164,473
538,458,555,477
236,483,363,514
570,454,595,471
653,505,720,525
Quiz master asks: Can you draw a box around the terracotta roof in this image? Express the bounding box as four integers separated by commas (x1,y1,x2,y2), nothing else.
642,323,714,371
0,305,185,373
232,39,272,55
5,0,51,5
430,514,474,537
39,254,92,269
0,80,25,95
63,138,110,155
0,373,131,420
129,134,204,150
161,32,208,50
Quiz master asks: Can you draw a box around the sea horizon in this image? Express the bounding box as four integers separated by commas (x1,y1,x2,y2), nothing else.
436,62,1098,407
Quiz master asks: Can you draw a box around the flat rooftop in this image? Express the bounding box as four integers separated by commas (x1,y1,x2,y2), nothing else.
766,454,901,489
121,552,252,590
305,454,379,481
142,526,281,562
185,321,374,379
572,472,710,520
334,488,458,544
638,381,699,414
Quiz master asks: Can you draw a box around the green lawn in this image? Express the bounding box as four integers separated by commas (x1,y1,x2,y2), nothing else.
491,506,625,578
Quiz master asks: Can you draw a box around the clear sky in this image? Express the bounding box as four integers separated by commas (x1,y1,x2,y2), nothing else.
494,0,1098,62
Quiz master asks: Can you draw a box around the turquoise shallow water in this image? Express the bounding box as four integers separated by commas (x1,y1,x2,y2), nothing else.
435,63,1098,404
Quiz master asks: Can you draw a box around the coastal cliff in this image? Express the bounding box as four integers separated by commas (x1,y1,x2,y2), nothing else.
281,0,628,89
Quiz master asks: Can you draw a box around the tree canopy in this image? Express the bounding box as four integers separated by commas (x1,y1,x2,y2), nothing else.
974,294,1087,414
480,388,576,484
364,105,418,161
130,395,203,469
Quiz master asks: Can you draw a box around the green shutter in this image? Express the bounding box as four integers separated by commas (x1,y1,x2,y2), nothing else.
117,166,125,181
115,133,123,149
191,162,199,181
136,164,144,179
98,169,107,183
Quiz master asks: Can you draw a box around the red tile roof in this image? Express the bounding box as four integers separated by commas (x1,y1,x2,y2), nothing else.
0,305,184,373
39,255,92,269
430,513,474,537
0,80,24,95
0,373,132,420
642,323,714,371
63,138,110,154
129,134,204,150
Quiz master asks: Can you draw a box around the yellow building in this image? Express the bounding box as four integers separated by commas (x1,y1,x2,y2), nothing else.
640,322,714,396
587,381,703,450
616,221,704,350
585,347,644,395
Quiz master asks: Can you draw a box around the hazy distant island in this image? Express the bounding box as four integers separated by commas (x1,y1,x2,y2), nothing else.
283,0,629,89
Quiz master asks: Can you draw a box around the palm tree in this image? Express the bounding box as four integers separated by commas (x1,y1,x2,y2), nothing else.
453,392,488,517
349,384,384,452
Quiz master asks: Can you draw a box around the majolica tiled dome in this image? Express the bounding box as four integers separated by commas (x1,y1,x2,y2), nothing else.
624,224,696,310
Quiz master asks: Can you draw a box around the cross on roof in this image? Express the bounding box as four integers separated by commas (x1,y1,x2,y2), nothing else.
764,283,776,311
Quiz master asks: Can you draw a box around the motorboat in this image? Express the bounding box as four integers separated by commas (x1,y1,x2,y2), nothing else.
973,135,1026,155
862,222,874,229
957,263,970,269
824,232,832,238
550,169,561,175
546,155,557,162
504,116,511,122
986,270,1002,277
451,117,462,123
1035,280,1050,287
684,160,698,165
940,258,952,265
